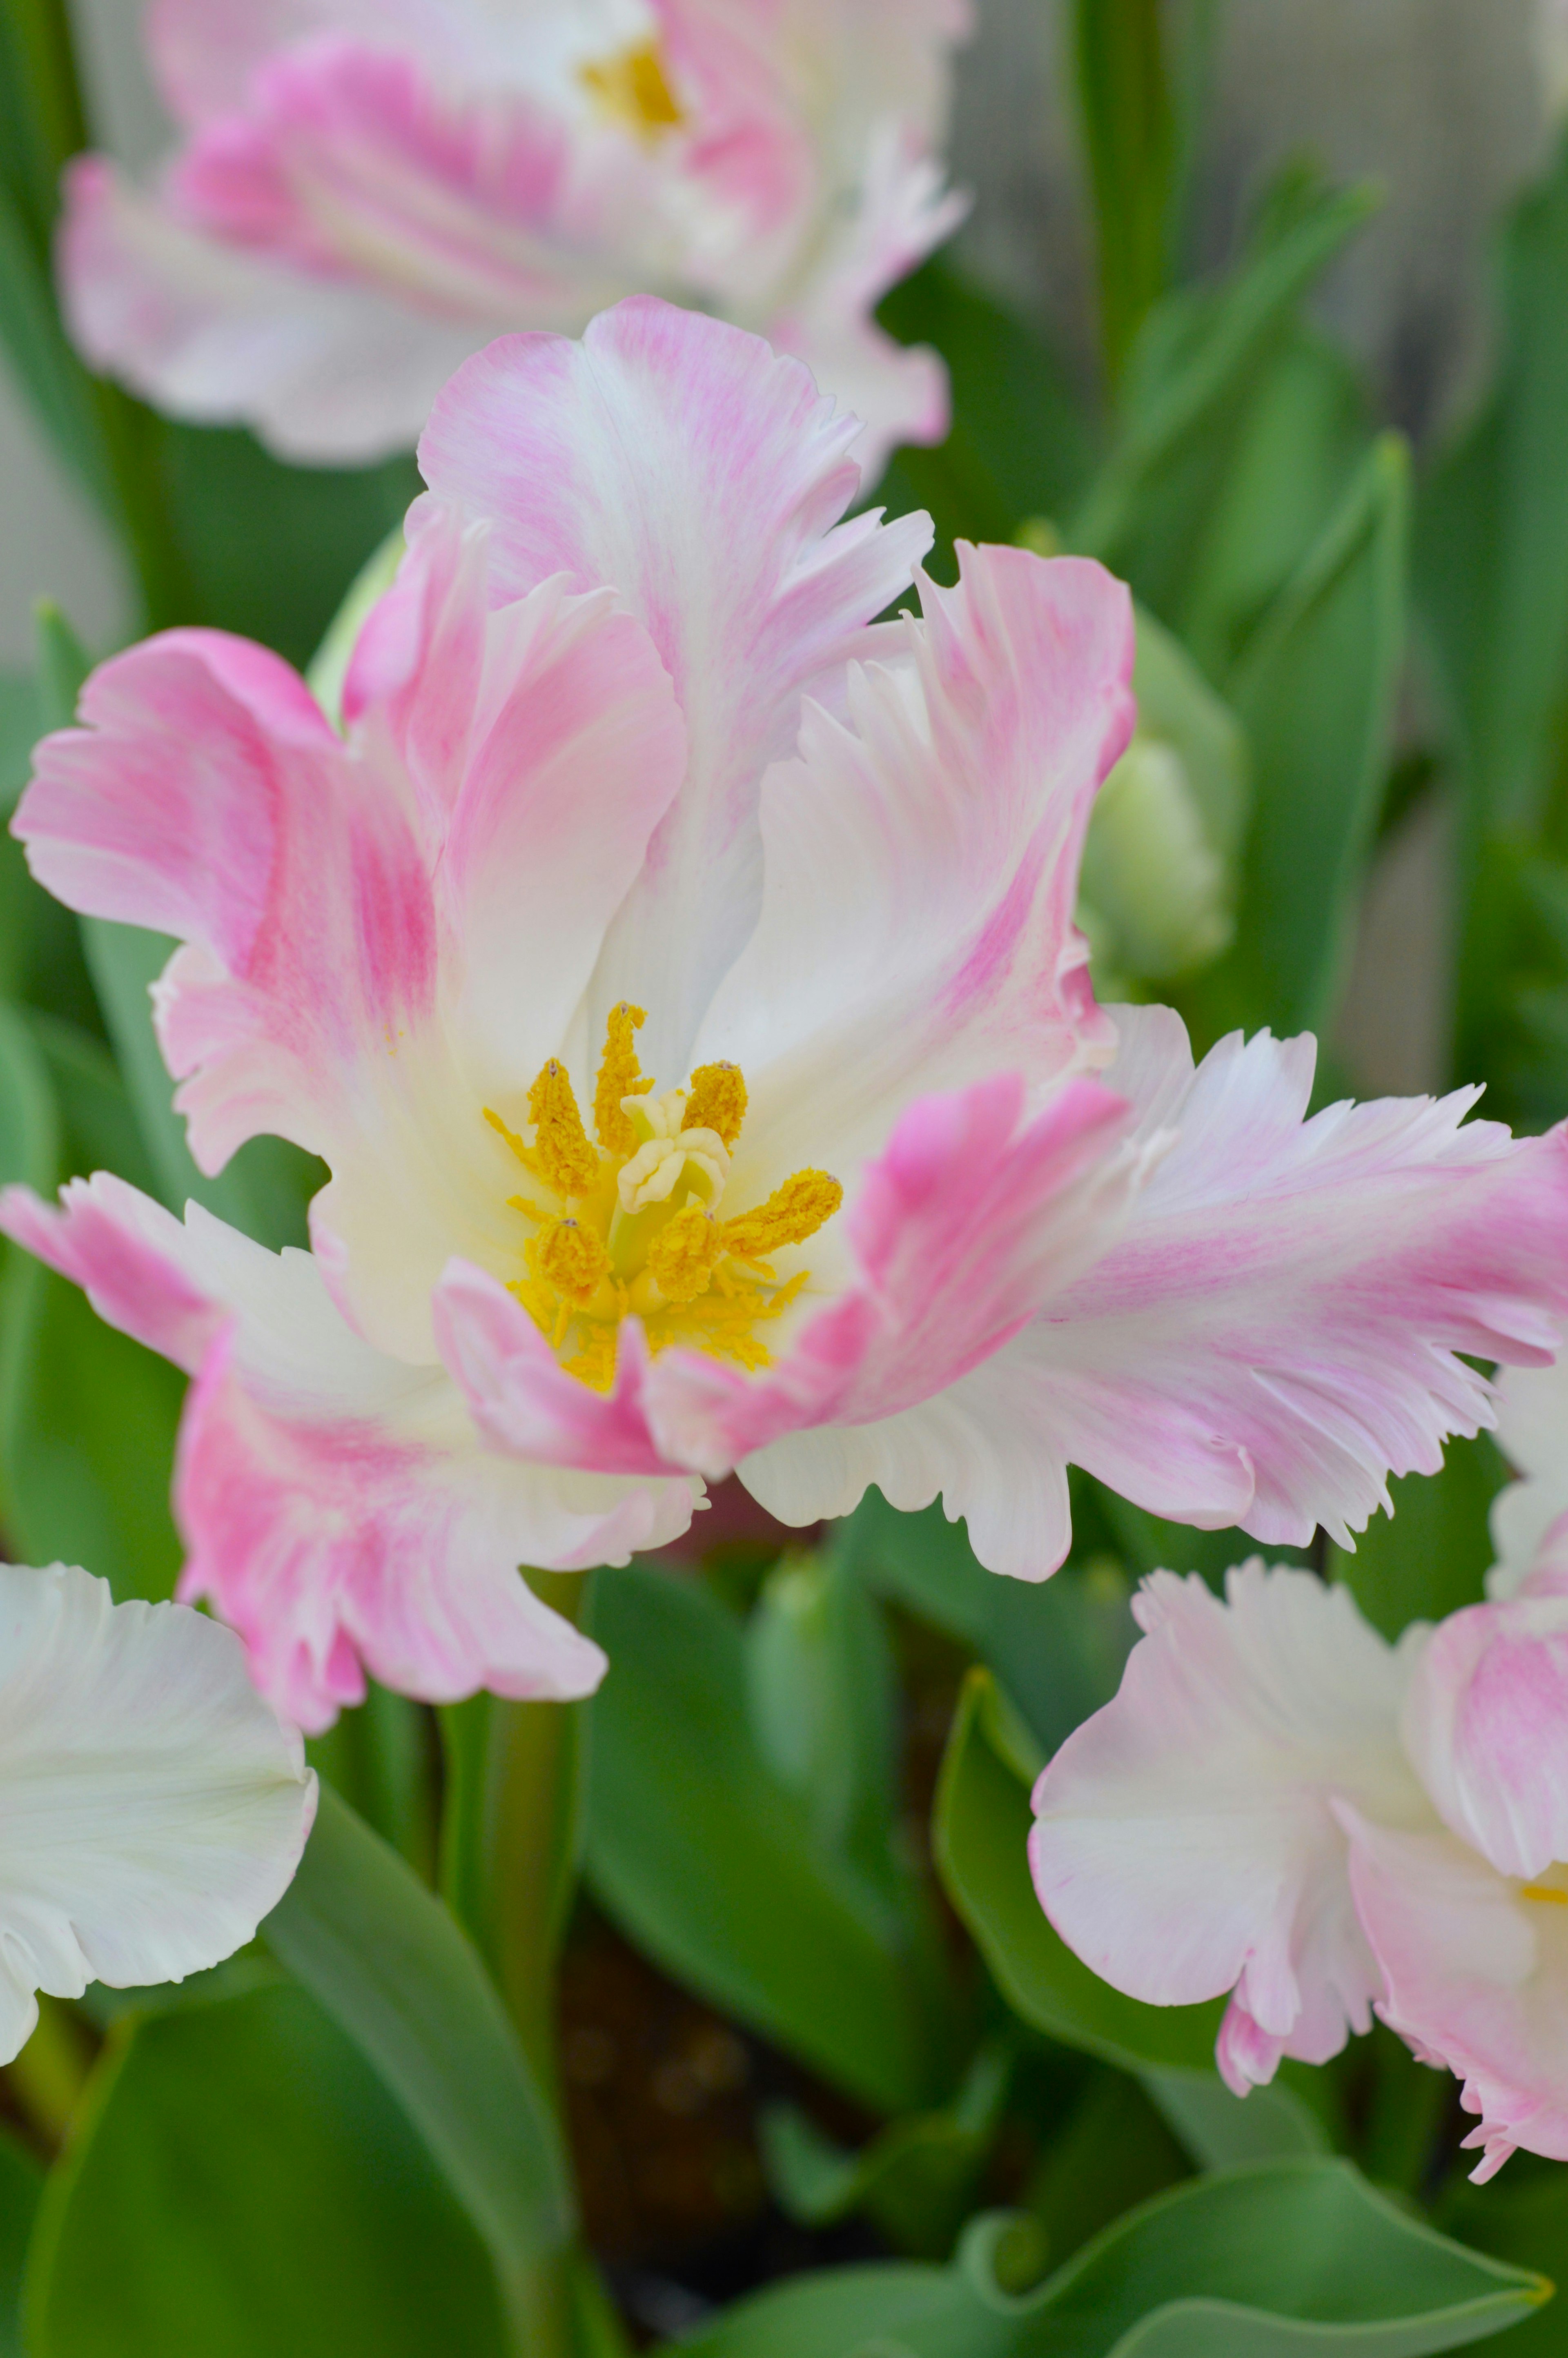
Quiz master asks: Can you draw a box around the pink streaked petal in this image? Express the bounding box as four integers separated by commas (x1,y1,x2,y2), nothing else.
1029,1564,1423,2058
0,1174,221,1375
650,1073,1134,1481
14,623,435,1177
1,1174,693,1727
176,1326,622,1732
303,547,687,1360
1490,1352,1568,1599
766,140,966,481
169,37,612,326
695,545,1130,1183
432,1259,677,1481
1401,1584,1568,1880
416,296,933,1075
1345,1811,1568,2179
1004,1005,1568,1552
59,155,493,463
1216,1998,1290,2097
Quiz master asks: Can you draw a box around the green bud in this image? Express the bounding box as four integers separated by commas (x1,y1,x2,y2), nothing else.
1079,605,1250,983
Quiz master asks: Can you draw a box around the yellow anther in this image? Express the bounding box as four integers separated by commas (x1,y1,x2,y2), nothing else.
722,1169,843,1266
646,1203,722,1305
581,39,683,137
526,1059,600,1198
1522,1883,1568,1906
594,1002,651,1157
685,1061,748,1150
534,1216,611,1307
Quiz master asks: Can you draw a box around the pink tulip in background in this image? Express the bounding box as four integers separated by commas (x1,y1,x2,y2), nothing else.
59,0,967,474
1030,1477,1568,2180
5,295,1568,1734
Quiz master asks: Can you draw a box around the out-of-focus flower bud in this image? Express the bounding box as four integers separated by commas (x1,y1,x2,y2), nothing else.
1077,606,1249,984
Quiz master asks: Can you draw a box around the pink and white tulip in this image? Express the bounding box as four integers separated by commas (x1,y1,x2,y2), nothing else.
1031,1544,1568,2181
60,0,967,475
7,297,1568,1731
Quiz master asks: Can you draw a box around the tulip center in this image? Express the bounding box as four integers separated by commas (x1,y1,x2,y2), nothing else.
485,1003,841,1392
580,39,684,141
1521,1867,1568,1906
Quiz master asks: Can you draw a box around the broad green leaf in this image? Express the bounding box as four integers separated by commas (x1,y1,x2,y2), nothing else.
1137,2066,1327,2171
24,1982,506,2358
933,1669,1223,2073
1328,1433,1507,1641
1416,128,1568,841
1071,0,1175,385
0,2126,42,2358
160,426,417,671
762,2044,1011,2257
1444,2162,1568,2354
264,1784,573,2351
0,997,184,1599
28,1011,160,1198
681,2170,1546,2357
1072,172,1377,584
878,258,1097,564
1188,432,1409,1042
844,1494,1135,1762
585,1560,945,2115
1177,327,1370,686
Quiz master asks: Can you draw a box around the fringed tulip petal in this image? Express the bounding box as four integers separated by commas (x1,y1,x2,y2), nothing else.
1030,1564,1424,2074
0,1561,314,2056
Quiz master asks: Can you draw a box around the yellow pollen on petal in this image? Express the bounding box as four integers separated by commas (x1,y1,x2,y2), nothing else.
721,1169,844,1268
490,1023,841,1389
581,39,684,139
594,1002,652,1157
685,1061,748,1149
527,1058,601,1198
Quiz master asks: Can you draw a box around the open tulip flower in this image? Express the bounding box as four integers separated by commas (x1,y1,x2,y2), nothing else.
0,1560,314,2055
59,0,966,474
1030,1513,1568,2182
7,296,1568,1731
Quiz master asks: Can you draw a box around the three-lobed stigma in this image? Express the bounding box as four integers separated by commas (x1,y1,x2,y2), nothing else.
484,1004,841,1391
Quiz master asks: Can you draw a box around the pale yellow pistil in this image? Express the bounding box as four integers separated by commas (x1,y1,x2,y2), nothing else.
484,1003,841,1391
580,39,684,140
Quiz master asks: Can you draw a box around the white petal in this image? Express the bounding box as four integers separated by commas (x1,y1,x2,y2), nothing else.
0,1564,314,2054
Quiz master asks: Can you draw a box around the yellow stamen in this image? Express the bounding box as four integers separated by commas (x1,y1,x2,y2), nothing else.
646,1202,722,1305
527,1059,600,1198
534,1216,612,1307
492,1024,841,1391
594,1002,651,1157
484,1105,531,1165
580,39,683,138
1522,1884,1568,1906
722,1169,843,1267
685,1061,748,1149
